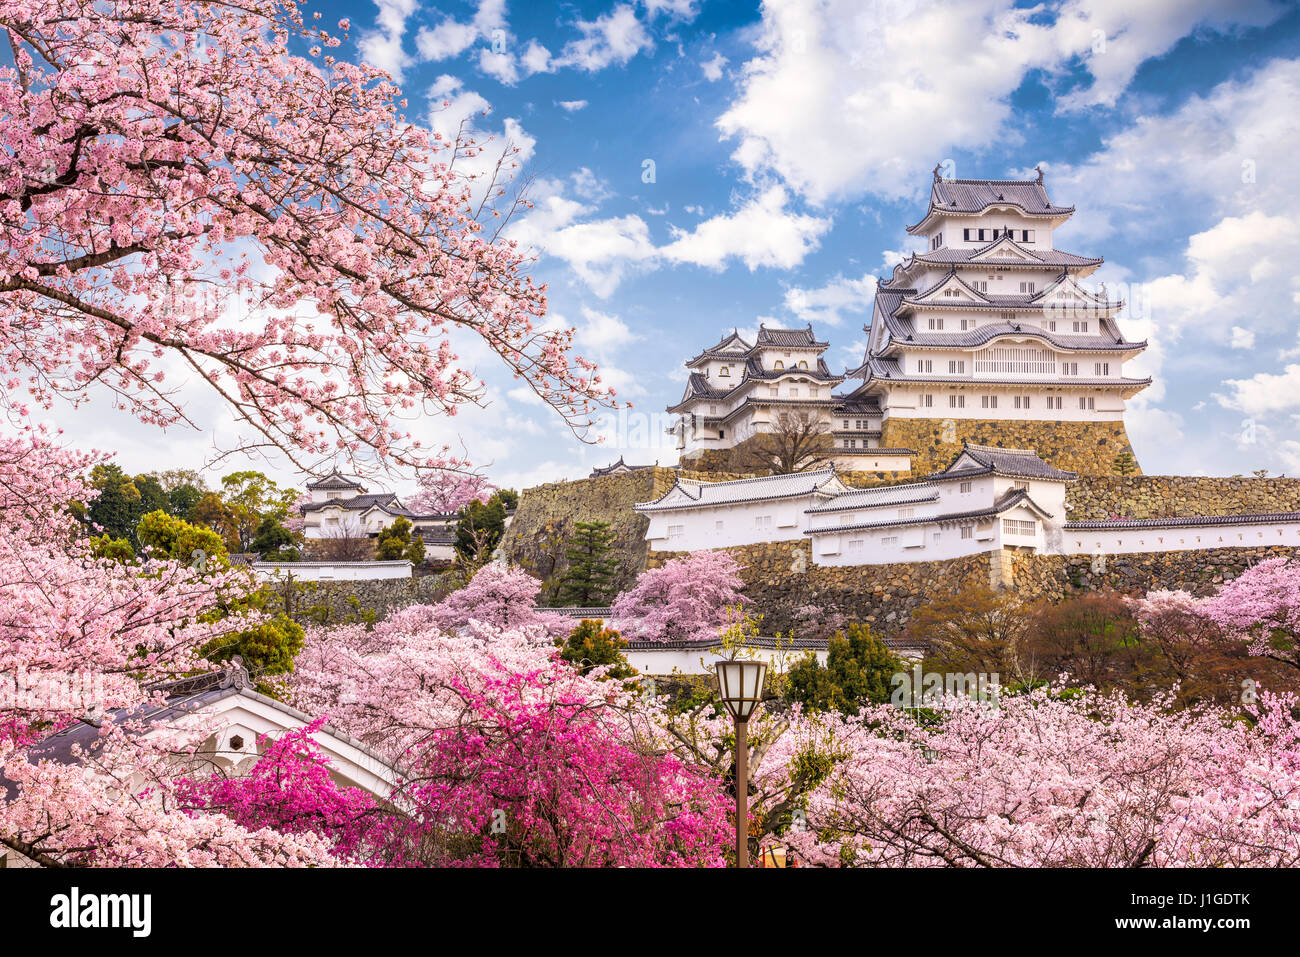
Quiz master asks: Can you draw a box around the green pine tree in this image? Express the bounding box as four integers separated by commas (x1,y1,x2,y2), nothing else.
555,521,620,606
555,618,636,679
1111,451,1137,476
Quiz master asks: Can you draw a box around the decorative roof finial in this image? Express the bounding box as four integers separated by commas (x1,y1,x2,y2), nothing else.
1034,164,1044,184
932,163,942,182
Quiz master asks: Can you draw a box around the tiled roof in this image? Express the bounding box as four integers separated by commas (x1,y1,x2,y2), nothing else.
635,468,842,512
904,239,1101,269
684,330,754,366
804,487,1050,535
589,455,655,477
908,173,1074,233
743,355,843,382
755,324,827,348
849,353,1151,390
807,482,939,513
932,442,1078,481
831,399,882,415
305,470,365,490
300,492,408,515
1065,512,1300,530
878,306,1144,352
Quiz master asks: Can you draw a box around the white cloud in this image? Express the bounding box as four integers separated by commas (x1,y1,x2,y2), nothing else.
557,99,589,112
511,183,829,296
784,273,877,326
358,0,418,80
555,4,653,72
701,52,728,81
414,0,507,61
578,307,642,359
1216,364,1300,417
716,0,1286,203
659,186,831,271
1230,325,1256,350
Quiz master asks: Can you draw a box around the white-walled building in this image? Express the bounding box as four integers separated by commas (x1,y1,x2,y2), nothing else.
666,326,913,472
299,470,457,546
636,469,850,551
667,169,1149,469
637,442,1300,567
841,167,1150,427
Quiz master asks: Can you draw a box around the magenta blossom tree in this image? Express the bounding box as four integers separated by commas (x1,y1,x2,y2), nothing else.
408,469,495,515
1200,557,1300,672
426,564,569,638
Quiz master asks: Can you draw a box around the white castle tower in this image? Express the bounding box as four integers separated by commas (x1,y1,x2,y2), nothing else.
842,166,1150,474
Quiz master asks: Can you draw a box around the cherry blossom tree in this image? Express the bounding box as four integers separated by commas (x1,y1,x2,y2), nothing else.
1200,558,1300,672
0,0,614,473
612,551,748,644
425,563,569,638
408,468,495,514
770,686,1300,868
0,429,336,866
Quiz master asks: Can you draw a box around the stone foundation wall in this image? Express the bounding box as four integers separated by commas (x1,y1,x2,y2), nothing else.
646,541,997,635
880,417,1139,477
1067,475,1300,520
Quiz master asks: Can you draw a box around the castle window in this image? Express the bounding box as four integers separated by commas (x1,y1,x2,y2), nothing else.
715,520,724,531
770,387,779,397
949,394,965,409
1073,321,1089,333
916,359,932,373
881,536,899,546
982,395,997,408
928,317,945,330
960,525,974,539
720,365,731,376
843,419,849,429
773,361,783,371
1002,519,1036,536
1020,281,1036,294
1047,396,1063,410
667,524,684,540
959,481,973,493
1095,362,1110,375
789,387,800,397
963,228,973,241
949,360,966,374
755,515,773,529
960,318,975,330
1022,230,1035,242
1062,361,1078,375
798,360,808,369
1014,395,1030,409
971,281,987,292
1013,480,1029,491
920,394,934,407
848,538,864,551
719,429,725,438
931,233,942,250
1079,396,1096,410
898,507,915,519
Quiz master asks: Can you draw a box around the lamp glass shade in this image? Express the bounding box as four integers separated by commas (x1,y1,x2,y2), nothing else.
714,660,767,721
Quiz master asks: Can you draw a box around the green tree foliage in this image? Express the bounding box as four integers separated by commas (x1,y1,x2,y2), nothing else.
133,509,302,681
455,493,509,564
375,516,425,564
189,491,240,551
555,619,636,679
88,534,135,564
554,521,620,606
220,470,299,551
137,509,229,568
86,463,143,542
167,483,206,518
250,515,301,562
133,473,170,516
785,623,903,715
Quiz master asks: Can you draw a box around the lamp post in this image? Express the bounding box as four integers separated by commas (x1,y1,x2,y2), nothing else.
714,659,767,869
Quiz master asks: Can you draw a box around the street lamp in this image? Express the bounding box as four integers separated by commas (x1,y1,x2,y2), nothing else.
714,659,767,868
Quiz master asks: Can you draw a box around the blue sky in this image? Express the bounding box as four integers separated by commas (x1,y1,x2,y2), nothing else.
65,0,1300,492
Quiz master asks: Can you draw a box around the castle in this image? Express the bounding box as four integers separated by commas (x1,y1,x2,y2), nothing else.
670,168,1147,477
641,170,1300,569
